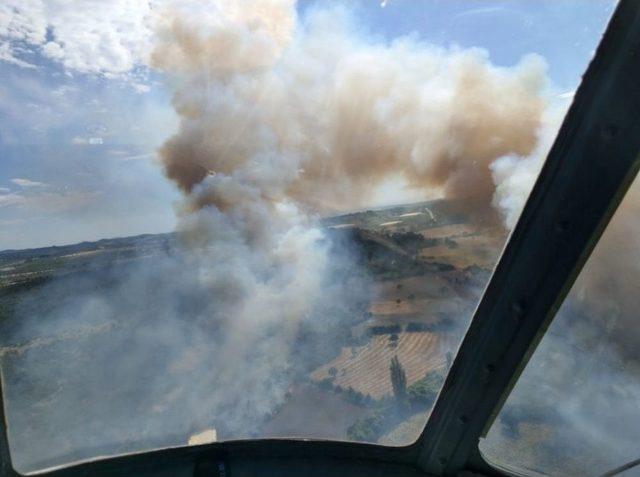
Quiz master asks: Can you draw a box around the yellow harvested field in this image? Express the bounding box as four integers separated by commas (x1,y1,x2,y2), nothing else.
419,246,479,269
367,298,466,328
311,332,445,399
368,297,463,319
369,300,423,315
373,275,455,300
419,224,474,239
419,232,502,269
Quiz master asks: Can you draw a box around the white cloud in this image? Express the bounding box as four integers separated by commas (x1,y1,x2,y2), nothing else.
106,149,129,156
0,0,155,77
0,0,254,81
73,136,104,145
71,136,88,145
117,152,155,162
132,82,151,94
0,193,26,207
11,178,46,187
0,190,96,212
0,43,36,68
453,6,507,20
0,187,10,193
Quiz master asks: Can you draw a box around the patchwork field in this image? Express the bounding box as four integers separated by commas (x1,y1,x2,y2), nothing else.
311,331,446,399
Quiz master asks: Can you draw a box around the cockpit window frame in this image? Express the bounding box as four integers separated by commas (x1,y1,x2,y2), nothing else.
1,1,639,476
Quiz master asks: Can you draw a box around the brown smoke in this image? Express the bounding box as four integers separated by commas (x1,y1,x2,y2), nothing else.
152,0,547,222
567,180,640,358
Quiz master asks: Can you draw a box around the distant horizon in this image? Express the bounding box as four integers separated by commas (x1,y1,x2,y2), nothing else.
0,197,454,253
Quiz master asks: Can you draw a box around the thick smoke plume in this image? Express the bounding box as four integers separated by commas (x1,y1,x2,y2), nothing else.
152,0,547,219
2,1,561,473
490,101,569,228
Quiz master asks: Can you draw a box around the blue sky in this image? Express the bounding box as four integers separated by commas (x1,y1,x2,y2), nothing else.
0,0,616,250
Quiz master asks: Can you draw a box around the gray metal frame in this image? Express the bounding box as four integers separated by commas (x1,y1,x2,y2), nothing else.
2,1,640,476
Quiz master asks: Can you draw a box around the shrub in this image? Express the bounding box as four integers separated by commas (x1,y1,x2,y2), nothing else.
346,410,384,442
407,370,445,407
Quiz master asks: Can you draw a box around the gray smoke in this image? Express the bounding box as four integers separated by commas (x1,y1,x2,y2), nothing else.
485,92,640,477
0,0,560,473
1,229,370,473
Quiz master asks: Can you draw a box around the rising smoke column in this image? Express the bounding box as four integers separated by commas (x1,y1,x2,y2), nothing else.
144,0,555,451
148,0,552,442
146,0,554,439
148,0,553,436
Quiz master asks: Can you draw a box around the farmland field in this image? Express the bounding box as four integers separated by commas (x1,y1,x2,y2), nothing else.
311,331,446,399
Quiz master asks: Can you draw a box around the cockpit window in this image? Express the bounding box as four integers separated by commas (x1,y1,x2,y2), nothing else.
0,0,616,473
480,164,640,476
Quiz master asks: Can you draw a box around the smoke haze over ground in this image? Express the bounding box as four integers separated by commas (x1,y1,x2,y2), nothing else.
3,1,636,476
483,178,640,474
483,55,640,477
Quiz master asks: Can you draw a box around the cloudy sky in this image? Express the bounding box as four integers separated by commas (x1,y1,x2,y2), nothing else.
0,0,616,250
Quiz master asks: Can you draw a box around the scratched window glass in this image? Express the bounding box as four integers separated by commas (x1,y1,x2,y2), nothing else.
0,0,615,473
481,173,640,476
